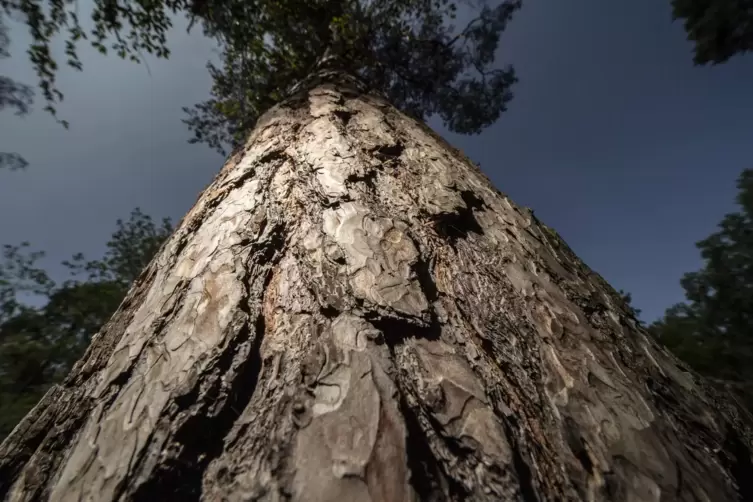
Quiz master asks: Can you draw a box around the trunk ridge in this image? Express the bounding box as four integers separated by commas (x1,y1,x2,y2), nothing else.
1,80,752,502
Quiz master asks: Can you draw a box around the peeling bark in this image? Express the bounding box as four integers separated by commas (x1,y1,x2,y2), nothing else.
2,77,753,502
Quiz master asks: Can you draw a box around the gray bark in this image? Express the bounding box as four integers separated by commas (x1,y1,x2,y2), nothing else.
1,78,752,502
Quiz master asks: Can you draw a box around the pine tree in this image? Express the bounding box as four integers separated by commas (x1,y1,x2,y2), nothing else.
652,169,753,411
1,1,752,500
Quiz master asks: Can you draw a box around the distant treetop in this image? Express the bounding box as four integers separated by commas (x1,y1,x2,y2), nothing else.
672,0,753,64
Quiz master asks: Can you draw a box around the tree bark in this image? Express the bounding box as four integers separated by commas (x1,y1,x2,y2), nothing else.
2,78,752,502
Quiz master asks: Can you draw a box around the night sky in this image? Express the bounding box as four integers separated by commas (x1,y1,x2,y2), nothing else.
1,0,752,322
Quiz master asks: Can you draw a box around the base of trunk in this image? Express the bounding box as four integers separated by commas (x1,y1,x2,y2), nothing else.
1,81,751,502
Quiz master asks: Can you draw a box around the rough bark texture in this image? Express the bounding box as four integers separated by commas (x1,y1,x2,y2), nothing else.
2,79,752,502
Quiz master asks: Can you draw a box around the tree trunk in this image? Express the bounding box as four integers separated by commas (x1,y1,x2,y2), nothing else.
2,78,752,502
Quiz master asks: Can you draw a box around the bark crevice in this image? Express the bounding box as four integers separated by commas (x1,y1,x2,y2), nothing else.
3,79,753,502
129,308,263,499
722,424,753,501
502,418,539,502
429,190,486,246
366,312,441,347
129,222,286,500
399,395,458,501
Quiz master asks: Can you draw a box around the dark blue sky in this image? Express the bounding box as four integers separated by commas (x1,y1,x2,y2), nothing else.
1,0,752,321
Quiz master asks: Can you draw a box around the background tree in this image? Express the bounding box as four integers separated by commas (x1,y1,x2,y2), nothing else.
651,168,753,408
672,0,753,63
0,209,172,440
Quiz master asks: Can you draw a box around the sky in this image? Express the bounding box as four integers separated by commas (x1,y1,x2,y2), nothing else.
1,0,752,322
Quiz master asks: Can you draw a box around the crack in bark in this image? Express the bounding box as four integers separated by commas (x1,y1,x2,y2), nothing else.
503,417,539,502
563,416,595,476
129,226,286,500
413,256,439,304
319,305,341,318
166,150,285,270
332,108,353,125
399,394,457,502
345,169,378,189
353,256,441,351
366,313,440,348
344,142,403,190
147,279,190,343
248,222,286,265
722,424,753,501
430,190,486,247
129,311,264,500
406,395,500,500
369,141,404,162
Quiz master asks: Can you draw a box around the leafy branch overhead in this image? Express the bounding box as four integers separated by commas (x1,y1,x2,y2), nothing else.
0,16,32,169
1,0,191,169
184,0,522,154
672,0,753,64
0,0,200,122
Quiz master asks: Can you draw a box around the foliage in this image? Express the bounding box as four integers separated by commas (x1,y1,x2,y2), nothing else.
1,0,206,169
650,169,753,410
184,0,522,154
0,14,32,170
0,0,198,122
3,0,520,164
0,209,172,440
672,0,753,64
1,0,185,170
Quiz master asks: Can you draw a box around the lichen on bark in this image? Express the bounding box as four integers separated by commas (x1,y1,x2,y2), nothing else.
1,78,752,502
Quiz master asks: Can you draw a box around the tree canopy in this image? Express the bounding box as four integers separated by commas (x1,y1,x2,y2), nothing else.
183,0,521,154
650,168,753,409
1,0,521,162
672,0,753,64
0,209,172,440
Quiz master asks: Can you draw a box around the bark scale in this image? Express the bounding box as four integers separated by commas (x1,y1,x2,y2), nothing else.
1,79,752,502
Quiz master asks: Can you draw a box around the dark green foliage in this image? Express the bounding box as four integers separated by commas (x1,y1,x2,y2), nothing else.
672,0,753,64
0,209,172,440
61,208,172,287
184,0,521,154
651,169,753,410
